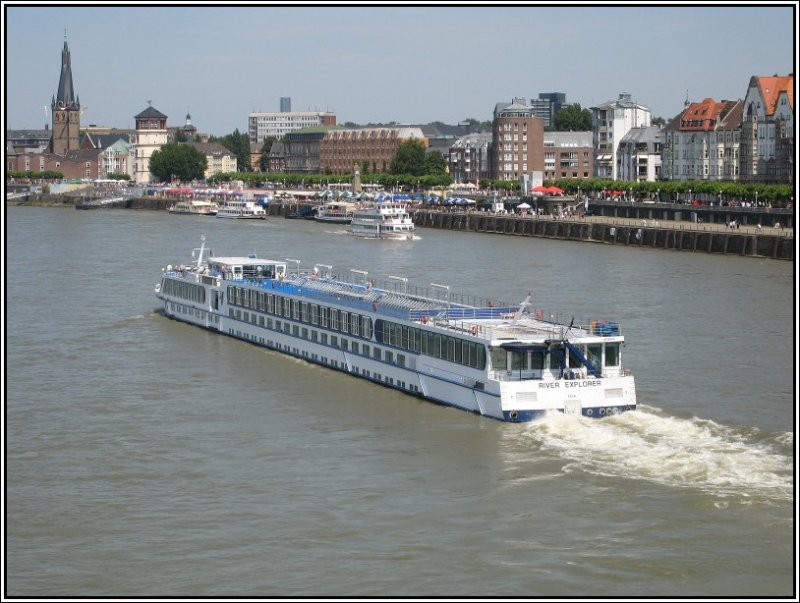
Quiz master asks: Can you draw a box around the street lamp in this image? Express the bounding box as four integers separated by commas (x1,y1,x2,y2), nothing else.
688,189,692,204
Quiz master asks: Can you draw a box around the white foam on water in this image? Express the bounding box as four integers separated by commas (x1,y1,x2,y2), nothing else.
522,406,793,504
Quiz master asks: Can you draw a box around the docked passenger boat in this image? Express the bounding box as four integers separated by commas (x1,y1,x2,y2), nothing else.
349,201,415,240
315,201,355,224
168,199,218,216
216,198,266,219
155,238,636,422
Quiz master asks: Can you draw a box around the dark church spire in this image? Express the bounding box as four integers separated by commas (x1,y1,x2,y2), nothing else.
53,33,79,111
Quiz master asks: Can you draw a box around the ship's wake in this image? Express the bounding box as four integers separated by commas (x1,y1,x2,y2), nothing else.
518,406,793,504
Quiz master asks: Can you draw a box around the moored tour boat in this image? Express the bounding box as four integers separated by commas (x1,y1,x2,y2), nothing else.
168,199,218,215
155,238,637,422
216,198,266,219
315,201,355,224
349,201,415,240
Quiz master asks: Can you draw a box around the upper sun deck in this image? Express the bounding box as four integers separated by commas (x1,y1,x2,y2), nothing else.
162,244,623,344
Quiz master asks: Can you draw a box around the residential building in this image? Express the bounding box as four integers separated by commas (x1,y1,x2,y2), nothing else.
542,131,593,181
319,126,426,175
591,93,651,180
491,98,545,181
248,109,336,144
6,129,52,154
187,141,238,178
449,132,493,183
132,104,168,184
616,126,662,182
661,98,741,181
267,141,286,173
739,74,794,183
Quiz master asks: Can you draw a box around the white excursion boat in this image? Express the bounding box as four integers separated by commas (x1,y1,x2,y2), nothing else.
155,238,637,422
349,201,415,240
168,199,218,216
315,201,355,224
216,198,266,219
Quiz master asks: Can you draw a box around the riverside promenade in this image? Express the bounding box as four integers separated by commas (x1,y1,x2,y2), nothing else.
410,209,794,260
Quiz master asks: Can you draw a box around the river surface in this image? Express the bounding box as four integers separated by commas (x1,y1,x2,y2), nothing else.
5,205,796,597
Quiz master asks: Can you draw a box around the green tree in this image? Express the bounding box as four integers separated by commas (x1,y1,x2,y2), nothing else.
652,116,666,127
553,103,592,131
423,149,448,176
390,139,427,176
149,144,208,182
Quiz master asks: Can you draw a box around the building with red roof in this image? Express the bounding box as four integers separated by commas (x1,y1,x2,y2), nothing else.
740,74,794,183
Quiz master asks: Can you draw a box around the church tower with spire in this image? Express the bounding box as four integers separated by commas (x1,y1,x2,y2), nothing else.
50,33,81,155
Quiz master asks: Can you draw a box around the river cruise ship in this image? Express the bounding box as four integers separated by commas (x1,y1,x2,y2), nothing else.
350,201,415,240
155,239,636,422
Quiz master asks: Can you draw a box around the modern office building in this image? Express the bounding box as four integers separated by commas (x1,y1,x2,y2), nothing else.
491,98,544,181
248,109,336,144
319,127,426,175
280,97,292,112
530,92,566,128
591,93,651,180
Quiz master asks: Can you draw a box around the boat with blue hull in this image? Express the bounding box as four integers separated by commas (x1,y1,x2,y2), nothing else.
155,239,637,421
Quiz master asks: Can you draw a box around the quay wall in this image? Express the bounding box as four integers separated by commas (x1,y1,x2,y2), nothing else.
413,210,794,261
10,195,793,260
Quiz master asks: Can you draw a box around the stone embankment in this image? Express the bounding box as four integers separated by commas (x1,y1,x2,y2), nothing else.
10,195,793,260
412,210,794,261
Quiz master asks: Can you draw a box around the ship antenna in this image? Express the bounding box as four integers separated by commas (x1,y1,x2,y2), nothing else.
194,235,206,269
510,293,531,328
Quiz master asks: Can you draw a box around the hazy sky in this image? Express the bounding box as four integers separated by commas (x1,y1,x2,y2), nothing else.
3,3,796,135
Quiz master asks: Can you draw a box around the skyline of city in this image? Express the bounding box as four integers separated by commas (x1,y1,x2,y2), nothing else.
4,4,796,135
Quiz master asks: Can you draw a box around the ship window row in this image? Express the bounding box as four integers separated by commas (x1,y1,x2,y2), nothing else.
489,343,619,372
227,286,374,340
375,319,486,370
163,278,206,304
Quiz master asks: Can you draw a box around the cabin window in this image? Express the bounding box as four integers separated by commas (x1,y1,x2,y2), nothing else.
301,302,310,322
320,306,329,328
267,294,275,314
397,354,405,368
330,309,339,330
350,313,360,336
530,349,545,370
282,297,291,318
605,343,620,367
340,312,349,333
491,347,507,371
361,316,372,339
511,351,526,370
292,300,300,320
310,304,319,325
586,344,602,368
373,347,381,360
